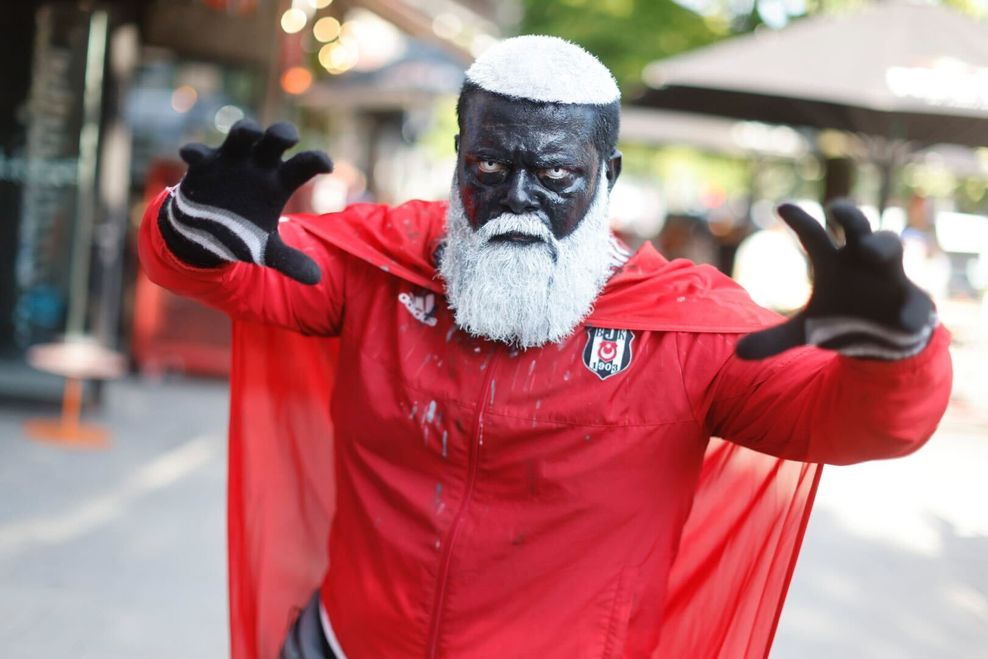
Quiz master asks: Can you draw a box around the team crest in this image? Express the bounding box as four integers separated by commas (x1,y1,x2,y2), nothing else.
399,290,438,327
582,327,635,380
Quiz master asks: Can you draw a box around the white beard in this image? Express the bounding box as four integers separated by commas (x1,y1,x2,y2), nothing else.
439,171,615,349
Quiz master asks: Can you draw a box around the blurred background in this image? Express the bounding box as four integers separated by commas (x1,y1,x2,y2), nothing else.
0,0,985,657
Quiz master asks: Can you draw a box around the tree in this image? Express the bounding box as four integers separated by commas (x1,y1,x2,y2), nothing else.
521,0,725,95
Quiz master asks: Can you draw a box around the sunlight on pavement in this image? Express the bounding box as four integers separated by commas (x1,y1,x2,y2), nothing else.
811,430,988,557
0,434,220,556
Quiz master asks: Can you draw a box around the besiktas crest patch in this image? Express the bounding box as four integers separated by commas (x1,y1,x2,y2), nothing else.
582,327,635,380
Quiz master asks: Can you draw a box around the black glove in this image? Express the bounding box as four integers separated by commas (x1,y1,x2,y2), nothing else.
736,200,936,361
158,119,333,285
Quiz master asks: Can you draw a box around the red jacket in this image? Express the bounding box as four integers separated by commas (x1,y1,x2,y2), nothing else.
139,191,951,659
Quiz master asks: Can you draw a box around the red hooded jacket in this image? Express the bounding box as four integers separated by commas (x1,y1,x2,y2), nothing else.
139,190,951,659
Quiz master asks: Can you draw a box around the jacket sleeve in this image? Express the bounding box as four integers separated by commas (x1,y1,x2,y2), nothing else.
138,187,346,336
679,325,952,465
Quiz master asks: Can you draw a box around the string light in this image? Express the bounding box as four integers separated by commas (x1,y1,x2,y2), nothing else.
214,105,245,133
280,8,307,34
318,40,358,74
313,16,341,42
170,85,198,113
318,43,335,70
281,66,313,94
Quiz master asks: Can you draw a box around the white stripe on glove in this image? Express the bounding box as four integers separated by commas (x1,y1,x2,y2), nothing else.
804,313,937,360
165,196,239,262
169,187,269,265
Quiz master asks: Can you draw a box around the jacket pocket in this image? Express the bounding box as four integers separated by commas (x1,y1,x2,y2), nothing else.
599,566,639,659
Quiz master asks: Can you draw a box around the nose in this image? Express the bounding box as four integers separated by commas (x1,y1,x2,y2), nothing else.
502,170,539,215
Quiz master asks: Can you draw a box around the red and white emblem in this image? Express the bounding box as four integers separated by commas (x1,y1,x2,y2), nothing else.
582,327,634,380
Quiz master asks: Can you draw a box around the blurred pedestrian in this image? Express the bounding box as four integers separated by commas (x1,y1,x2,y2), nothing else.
901,194,950,301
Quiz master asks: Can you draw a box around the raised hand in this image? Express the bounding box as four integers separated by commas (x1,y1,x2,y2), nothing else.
158,119,333,284
736,200,935,361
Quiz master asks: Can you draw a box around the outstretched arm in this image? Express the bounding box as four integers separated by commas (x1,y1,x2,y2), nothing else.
139,120,345,335
684,326,951,465
683,201,951,465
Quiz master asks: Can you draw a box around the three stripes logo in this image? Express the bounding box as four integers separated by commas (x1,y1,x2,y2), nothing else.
399,290,438,327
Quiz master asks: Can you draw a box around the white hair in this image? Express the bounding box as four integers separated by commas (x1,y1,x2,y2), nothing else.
465,35,620,106
439,171,618,349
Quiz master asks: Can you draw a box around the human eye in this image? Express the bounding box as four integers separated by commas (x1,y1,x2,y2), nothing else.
476,160,507,174
539,166,572,182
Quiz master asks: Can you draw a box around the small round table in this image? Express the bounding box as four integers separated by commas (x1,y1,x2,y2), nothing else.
24,337,127,448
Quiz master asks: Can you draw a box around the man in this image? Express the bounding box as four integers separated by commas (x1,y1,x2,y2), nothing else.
140,36,951,659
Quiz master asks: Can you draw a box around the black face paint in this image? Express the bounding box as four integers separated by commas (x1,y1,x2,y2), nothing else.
456,90,612,240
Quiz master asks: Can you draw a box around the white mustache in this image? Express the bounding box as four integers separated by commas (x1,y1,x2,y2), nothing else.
479,213,559,259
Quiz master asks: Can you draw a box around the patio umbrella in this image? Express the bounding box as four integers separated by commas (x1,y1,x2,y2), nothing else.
636,0,988,148
635,1,988,209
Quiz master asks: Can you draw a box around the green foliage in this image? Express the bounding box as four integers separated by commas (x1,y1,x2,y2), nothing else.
944,0,988,18
520,0,725,95
418,96,460,159
805,0,984,18
620,143,753,203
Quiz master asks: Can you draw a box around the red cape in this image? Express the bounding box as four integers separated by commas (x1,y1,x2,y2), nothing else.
227,210,819,659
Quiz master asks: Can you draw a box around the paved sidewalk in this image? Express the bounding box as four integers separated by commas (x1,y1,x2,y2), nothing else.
0,377,230,659
0,302,984,658
774,425,988,659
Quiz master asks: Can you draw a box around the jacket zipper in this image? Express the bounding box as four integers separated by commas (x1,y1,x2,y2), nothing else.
424,348,499,658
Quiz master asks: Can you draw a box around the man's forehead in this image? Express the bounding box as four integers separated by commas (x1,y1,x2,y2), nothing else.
464,127,587,160
460,92,598,151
